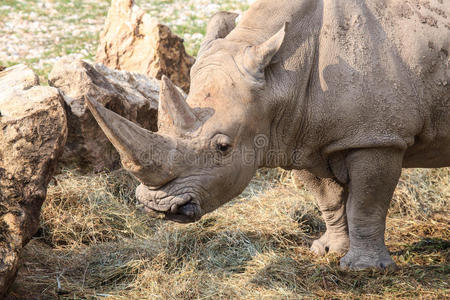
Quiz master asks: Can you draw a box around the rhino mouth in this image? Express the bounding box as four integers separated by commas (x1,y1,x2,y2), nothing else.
164,202,202,223
136,184,203,223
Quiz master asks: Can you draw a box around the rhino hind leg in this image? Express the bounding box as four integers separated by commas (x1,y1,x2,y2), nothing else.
292,170,349,256
340,148,403,270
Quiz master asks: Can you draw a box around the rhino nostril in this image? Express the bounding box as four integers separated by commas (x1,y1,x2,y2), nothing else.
169,195,194,215
179,203,198,218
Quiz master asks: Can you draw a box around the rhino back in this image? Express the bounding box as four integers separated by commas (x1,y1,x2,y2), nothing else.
225,0,448,169
368,0,450,166
314,0,449,165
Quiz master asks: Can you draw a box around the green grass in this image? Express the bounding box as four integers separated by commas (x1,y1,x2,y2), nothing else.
0,0,110,82
0,0,248,82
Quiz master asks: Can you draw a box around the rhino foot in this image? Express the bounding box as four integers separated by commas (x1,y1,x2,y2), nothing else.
339,247,397,270
310,231,349,256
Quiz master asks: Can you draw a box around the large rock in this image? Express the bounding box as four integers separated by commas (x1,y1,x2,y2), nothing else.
96,0,195,93
0,64,39,98
0,65,67,297
48,58,160,172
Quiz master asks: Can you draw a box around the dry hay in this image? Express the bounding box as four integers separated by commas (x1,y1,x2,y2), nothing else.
9,167,449,299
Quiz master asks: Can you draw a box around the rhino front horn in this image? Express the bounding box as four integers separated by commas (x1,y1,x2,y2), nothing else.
85,96,180,187
159,75,199,133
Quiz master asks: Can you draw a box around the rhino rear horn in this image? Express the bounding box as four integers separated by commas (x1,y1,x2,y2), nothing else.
159,76,199,132
85,96,179,187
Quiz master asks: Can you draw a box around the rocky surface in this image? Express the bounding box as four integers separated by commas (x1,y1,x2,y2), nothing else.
48,57,160,172
0,65,67,297
96,0,195,93
0,64,39,100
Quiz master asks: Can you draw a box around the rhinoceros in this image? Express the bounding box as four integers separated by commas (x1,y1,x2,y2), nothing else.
87,0,449,270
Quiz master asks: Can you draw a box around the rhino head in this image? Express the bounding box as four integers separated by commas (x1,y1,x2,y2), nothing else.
87,13,287,223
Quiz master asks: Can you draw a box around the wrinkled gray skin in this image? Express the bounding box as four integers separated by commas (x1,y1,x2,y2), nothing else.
88,0,450,270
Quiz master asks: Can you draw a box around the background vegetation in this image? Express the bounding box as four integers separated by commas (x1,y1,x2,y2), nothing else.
1,0,448,299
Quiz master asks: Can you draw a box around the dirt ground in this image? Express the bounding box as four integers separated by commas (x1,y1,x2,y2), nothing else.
7,168,450,299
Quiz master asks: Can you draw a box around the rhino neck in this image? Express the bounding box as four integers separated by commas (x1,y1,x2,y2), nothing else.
229,0,325,170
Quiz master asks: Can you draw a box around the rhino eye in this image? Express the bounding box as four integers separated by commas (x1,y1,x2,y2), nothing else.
217,143,231,153
213,134,232,154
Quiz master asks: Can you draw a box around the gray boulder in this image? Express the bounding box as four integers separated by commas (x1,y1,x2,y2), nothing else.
48,58,160,172
0,65,67,297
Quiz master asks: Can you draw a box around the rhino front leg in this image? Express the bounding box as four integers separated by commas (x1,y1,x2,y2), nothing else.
340,148,403,270
293,170,349,255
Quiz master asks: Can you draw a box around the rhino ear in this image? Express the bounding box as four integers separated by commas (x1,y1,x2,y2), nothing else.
199,11,239,56
243,23,287,78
